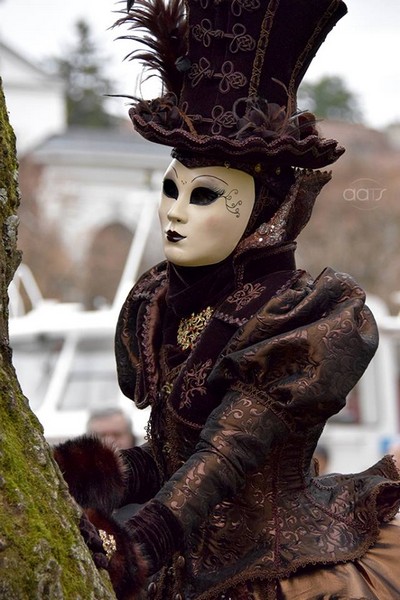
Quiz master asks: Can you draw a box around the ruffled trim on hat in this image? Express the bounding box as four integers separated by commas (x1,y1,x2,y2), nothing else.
129,93,344,169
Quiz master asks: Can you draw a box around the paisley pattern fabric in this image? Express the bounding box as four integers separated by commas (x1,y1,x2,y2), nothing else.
115,255,400,600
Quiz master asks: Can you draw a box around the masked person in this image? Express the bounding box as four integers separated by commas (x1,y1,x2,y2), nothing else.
54,1,400,598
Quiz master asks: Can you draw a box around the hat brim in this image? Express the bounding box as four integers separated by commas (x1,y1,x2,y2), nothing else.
131,113,344,169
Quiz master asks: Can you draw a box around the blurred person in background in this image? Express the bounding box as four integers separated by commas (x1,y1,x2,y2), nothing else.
86,407,137,450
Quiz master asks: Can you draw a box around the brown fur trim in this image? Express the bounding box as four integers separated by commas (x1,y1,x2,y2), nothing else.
54,435,127,514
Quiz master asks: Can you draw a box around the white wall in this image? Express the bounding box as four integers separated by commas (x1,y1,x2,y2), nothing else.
35,161,164,261
1,42,66,155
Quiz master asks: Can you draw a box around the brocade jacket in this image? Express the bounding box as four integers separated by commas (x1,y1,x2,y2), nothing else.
115,245,400,600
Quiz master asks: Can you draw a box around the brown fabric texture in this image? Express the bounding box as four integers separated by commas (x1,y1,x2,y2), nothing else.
115,258,400,600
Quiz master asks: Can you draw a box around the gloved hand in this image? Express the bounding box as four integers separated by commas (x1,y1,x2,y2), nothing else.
84,500,184,600
53,435,126,514
84,508,149,600
78,511,109,570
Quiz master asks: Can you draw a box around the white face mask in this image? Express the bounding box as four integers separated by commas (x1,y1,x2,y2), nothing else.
158,159,255,267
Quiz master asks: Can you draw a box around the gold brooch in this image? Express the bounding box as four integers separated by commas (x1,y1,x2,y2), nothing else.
177,306,213,351
99,529,117,559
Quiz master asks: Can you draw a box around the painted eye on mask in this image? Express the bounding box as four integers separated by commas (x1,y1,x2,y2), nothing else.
162,179,224,206
190,187,224,206
163,179,179,199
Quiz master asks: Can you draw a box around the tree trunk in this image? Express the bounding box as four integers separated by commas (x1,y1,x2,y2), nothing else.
0,79,116,600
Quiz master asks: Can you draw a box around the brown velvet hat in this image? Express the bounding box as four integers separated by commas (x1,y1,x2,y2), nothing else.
118,0,347,175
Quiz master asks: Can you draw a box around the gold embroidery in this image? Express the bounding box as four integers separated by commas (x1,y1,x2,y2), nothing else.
177,306,213,351
162,381,173,396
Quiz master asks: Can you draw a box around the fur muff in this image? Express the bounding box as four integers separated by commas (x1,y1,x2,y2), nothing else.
54,435,127,514
86,508,149,600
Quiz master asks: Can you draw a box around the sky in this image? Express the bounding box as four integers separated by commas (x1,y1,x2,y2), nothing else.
0,0,399,129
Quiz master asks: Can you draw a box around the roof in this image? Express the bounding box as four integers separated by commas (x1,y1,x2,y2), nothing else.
31,126,172,170
0,41,63,89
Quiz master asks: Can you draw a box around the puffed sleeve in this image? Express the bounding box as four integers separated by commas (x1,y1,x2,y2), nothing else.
211,266,378,429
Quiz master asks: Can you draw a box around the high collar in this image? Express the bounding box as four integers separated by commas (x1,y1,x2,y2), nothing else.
166,257,235,318
165,243,296,318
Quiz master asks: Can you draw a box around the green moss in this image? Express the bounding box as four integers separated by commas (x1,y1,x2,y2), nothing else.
0,368,117,599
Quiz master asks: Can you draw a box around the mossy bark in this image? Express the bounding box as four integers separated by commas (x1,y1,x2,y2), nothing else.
0,79,116,599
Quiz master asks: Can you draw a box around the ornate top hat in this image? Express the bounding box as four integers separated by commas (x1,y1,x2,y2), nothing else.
118,0,347,174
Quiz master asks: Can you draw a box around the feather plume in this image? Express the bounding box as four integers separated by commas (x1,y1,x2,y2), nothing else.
115,0,188,97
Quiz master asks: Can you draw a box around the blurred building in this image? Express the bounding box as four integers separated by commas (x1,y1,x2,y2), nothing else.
1,40,170,305
0,40,66,155
2,44,169,444
29,127,169,264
